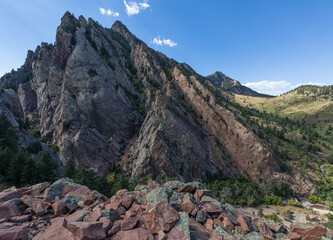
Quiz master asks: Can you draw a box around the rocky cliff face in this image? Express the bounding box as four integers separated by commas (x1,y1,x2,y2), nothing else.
0,12,304,190
0,51,36,91
0,88,60,165
206,71,272,97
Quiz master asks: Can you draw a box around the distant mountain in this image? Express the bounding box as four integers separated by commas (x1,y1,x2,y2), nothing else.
206,71,272,97
235,84,333,122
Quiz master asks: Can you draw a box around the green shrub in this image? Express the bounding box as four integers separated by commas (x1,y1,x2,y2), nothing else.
63,163,137,198
263,195,284,206
329,202,333,211
264,213,280,222
203,171,292,207
282,210,293,219
88,68,98,77
27,141,42,154
287,199,303,208
62,160,76,179
139,106,145,115
308,195,324,204
203,172,262,206
32,129,41,138
0,115,18,151
18,118,30,130
46,142,59,153
232,228,247,236
258,208,264,217
63,22,77,35
327,213,333,221
328,154,333,164
325,165,333,176
324,222,333,229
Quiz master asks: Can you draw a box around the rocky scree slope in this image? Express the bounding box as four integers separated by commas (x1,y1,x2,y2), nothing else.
0,12,308,192
0,178,331,240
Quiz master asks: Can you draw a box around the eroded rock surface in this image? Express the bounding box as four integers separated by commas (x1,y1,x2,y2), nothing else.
0,12,311,192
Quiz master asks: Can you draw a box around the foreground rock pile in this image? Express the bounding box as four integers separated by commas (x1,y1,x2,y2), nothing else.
0,178,331,240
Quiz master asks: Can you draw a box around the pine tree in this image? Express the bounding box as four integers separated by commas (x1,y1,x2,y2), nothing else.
36,152,57,182
0,115,18,151
8,151,26,186
21,156,37,185
62,159,76,178
0,147,14,177
73,164,96,189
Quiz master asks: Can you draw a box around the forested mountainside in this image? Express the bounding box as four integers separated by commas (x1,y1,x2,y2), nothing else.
234,85,333,202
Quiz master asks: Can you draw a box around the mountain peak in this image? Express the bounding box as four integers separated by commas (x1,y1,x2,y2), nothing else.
112,20,130,34
61,11,76,23
206,71,272,97
211,71,225,77
206,71,231,86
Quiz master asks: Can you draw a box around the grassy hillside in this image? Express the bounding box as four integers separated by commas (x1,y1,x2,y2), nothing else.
233,85,333,201
235,85,333,154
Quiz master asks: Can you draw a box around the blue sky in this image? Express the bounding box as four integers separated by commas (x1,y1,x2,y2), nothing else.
1,0,332,95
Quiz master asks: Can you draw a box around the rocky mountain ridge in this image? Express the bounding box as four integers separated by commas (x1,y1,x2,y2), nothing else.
0,178,330,240
0,12,315,194
206,72,272,98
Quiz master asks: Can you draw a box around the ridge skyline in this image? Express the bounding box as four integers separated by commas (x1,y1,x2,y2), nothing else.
1,0,333,95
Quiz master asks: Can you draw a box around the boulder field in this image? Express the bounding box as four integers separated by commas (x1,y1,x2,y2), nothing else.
0,178,331,240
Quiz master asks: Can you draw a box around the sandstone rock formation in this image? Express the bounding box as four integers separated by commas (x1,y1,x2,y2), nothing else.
0,178,330,240
0,12,307,191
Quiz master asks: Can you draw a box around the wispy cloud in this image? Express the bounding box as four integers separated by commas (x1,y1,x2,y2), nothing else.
291,82,325,88
244,80,291,96
100,7,120,17
152,36,178,47
244,80,327,96
124,0,150,16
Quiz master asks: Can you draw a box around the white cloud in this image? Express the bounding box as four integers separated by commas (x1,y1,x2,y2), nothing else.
152,36,178,47
244,80,291,96
291,82,325,88
124,0,150,16
244,80,327,96
100,7,120,17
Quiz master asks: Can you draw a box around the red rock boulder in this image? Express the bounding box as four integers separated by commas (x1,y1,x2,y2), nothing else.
142,201,179,234
21,195,51,216
236,215,250,232
0,225,28,240
286,232,302,240
113,228,154,240
179,199,196,214
66,221,106,240
52,196,79,215
291,224,326,240
0,198,26,221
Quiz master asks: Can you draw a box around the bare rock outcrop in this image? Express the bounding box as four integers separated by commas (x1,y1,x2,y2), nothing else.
0,12,303,189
